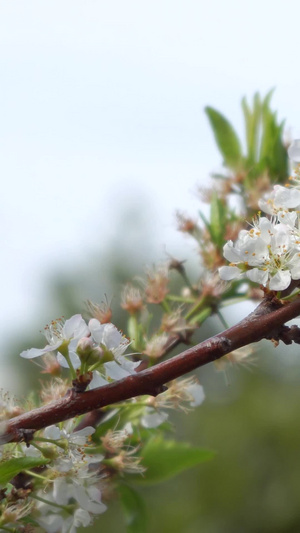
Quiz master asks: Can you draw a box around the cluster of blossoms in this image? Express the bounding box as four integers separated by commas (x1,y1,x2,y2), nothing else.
219,142,300,292
0,313,204,532
20,314,140,382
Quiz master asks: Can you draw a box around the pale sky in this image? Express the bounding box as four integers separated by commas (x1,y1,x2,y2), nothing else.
1,0,300,385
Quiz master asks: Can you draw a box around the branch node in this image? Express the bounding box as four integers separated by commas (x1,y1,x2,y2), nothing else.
146,384,168,397
268,324,300,345
19,429,35,447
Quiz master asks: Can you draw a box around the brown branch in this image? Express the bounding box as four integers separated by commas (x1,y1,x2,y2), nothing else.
2,295,300,444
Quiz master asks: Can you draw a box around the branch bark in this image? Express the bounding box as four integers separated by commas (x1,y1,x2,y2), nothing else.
2,296,300,444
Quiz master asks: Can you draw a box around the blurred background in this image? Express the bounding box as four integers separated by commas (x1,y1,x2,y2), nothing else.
2,1,300,531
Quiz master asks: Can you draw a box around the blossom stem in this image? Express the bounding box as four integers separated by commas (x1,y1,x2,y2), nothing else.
33,437,66,450
24,469,49,481
184,297,206,320
166,295,195,303
61,351,76,380
160,299,171,313
31,494,72,513
217,310,229,330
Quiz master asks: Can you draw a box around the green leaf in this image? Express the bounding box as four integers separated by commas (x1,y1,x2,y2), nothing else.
210,192,227,247
0,456,49,486
205,106,242,170
119,484,147,533
258,89,287,180
134,436,214,485
198,210,211,233
260,89,276,164
242,92,261,167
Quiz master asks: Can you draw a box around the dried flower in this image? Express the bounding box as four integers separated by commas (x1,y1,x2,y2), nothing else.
144,333,169,359
121,285,144,314
144,265,169,304
214,346,255,371
86,299,112,324
40,378,69,403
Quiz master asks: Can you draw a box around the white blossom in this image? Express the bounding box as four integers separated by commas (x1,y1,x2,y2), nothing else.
219,215,300,291
44,423,95,446
89,320,129,355
20,315,89,360
258,184,300,215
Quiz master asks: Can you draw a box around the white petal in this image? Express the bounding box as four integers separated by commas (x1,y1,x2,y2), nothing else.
219,266,241,280
22,444,41,457
258,197,275,215
271,228,290,252
68,350,81,369
104,361,130,380
223,241,241,263
186,383,205,406
275,186,300,208
87,500,108,514
102,323,124,349
142,409,169,428
246,239,269,266
37,515,65,533
63,314,89,340
73,484,90,509
73,509,92,527
291,263,300,279
277,210,297,227
20,343,60,358
61,517,74,533
246,268,268,286
89,371,109,389
44,425,61,440
53,478,69,506
71,426,95,441
20,347,46,359
269,270,291,291
89,318,105,342
56,353,69,368
57,351,81,369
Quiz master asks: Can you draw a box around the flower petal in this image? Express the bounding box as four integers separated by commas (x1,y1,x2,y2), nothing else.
219,266,241,281
63,314,89,340
269,270,291,291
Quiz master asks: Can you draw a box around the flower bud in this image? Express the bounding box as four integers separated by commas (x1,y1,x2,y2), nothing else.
76,337,104,365
76,337,94,356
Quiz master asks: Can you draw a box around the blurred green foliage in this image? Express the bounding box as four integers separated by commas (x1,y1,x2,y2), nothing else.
205,90,288,184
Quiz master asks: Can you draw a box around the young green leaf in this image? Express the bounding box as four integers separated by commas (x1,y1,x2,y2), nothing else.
205,106,242,170
242,92,261,167
119,484,147,533
210,192,227,248
0,456,49,486
133,436,214,485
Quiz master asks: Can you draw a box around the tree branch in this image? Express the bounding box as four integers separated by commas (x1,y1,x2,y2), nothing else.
2,295,300,444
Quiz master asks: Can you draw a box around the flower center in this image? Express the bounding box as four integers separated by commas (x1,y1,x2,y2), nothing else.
44,317,65,344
